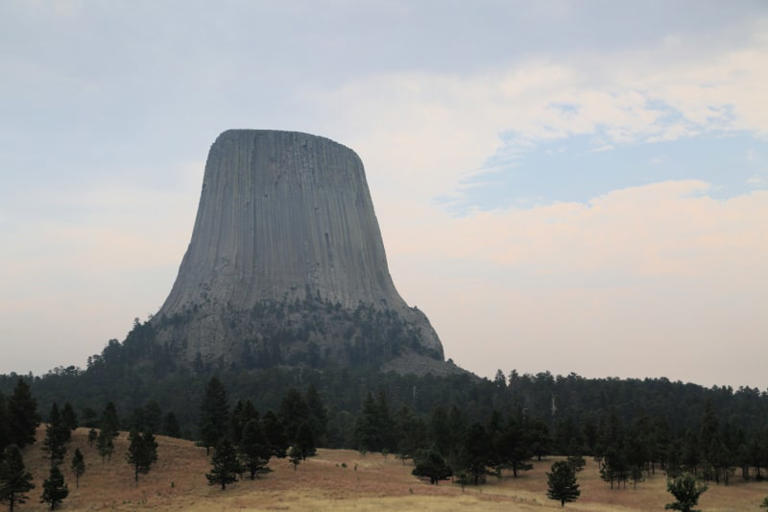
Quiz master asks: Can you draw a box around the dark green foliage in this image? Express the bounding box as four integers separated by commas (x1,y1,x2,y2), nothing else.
40,465,68,510
126,429,158,483
162,412,182,438
295,422,316,460
42,403,70,464
288,445,302,471
87,428,98,447
305,385,328,445
0,445,35,512
498,417,534,478
100,402,119,439
0,393,8,454
200,377,229,454
96,429,114,462
231,400,258,445
61,403,78,432
547,460,580,507
665,473,707,512
143,401,162,434
279,389,310,444
7,379,39,448
262,411,288,458
354,391,395,453
71,449,85,488
412,449,452,484
239,419,271,479
462,423,491,485
206,440,241,490
395,406,427,463
80,407,98,428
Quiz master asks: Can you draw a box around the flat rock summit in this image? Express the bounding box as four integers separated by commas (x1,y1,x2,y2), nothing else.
153,129,452,374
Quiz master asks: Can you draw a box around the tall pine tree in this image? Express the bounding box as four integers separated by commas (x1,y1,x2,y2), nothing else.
0,445,35,512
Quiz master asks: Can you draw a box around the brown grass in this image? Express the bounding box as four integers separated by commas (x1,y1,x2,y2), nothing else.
15,425,768,511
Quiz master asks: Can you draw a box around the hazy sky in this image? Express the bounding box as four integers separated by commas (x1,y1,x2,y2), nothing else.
1,1,767,388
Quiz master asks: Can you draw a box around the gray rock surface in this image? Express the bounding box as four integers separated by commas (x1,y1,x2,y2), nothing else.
154,130,445,369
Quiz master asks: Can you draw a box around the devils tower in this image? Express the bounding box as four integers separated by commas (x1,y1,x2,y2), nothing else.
153,129,447,373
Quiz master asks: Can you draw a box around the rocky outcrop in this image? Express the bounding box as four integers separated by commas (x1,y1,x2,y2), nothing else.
154,130,445,371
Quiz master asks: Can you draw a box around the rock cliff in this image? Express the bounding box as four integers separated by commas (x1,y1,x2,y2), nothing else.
154,130,446,372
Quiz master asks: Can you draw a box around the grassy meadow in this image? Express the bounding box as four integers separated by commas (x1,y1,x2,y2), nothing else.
14,425,768,511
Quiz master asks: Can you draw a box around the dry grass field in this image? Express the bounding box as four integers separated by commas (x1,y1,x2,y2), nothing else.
14,425,768,511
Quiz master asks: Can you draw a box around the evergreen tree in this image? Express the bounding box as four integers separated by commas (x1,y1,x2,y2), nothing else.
462,423,491,485
288,446,302,471
0,394,8,455
199,377,229,455
0,445,35,512
206,440,241,490
61,403,78,432
42,403,69,464
71,449,85,488
96,429,114,462
7,379,39,448
162,412,181,438
279,388,310,444
305,385,328,445
412,449,452,484
296,422,316,460
665,473,707,512
395,406,427,463
143,401,162,434
355,393,382,453
262,411,288,458
87,428,98,448
500,417,534,478
100,402,120,439
547,460,580,507
126,429,158,483
239,419,271,479
230,400,257,445
430,407,451,456
40,465,68,510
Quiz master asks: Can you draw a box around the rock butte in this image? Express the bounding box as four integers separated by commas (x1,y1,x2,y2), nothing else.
154,130,451,374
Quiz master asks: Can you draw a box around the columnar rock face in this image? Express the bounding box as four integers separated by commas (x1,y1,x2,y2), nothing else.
154,130,445,370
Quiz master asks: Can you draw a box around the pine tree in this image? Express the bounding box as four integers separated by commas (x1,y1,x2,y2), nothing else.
100,403,120,440
206,440,241,490
288,446,302,471
143,401,162,434
199,377,229,455
412,449,452,484
40,465,68,510
97,429,114,462
305,385,328,445
87,428,98,448
42,404,69,464
7,379,39,448
239,420,271,479
162,412,181,438
126,430,158,483
61,403,78,432
665,473,707,512
0,445,35,512
71,449,85,488
296,422,316,460
0,393,9,455
262,411,287,458
547,460,580,507
279,389,310,444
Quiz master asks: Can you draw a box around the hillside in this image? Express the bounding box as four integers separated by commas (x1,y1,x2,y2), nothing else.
13,425,768,511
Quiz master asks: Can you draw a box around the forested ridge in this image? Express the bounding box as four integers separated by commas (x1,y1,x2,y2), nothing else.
2,315,768,453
